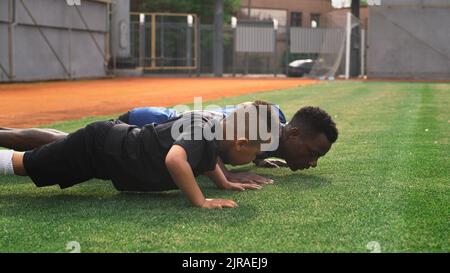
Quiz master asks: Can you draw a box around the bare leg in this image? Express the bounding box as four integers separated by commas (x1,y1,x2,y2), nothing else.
0,128,68,151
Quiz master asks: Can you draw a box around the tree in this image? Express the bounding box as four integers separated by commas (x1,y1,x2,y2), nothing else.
131,0,241,24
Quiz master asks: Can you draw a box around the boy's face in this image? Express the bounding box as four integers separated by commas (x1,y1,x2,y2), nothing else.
283,129,332,171
222,139,261,166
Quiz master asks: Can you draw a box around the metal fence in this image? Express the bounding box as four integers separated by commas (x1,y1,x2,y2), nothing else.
123,13,197,72
368,4,450,80
129,21,195,68
0,0,110,82
125,18,285,75
125,17,351,77
1,5,363,81
290,27,344,54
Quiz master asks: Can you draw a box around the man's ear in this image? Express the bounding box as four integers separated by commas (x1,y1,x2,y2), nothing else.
235,138,249,151
288,127,300,139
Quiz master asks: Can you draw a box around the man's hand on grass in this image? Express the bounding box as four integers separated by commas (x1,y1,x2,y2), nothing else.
201,198,238,209
225,172,273,185
221,181,262,191
254,159,288,168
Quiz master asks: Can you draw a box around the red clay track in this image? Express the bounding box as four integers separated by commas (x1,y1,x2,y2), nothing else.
0,77,316,127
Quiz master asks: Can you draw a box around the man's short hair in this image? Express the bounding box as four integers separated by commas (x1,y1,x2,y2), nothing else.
289,106,338,143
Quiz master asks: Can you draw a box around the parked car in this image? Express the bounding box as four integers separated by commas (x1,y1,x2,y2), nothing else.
287,59,329,77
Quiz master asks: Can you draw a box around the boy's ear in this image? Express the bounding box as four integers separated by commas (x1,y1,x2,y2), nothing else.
235,138,249,151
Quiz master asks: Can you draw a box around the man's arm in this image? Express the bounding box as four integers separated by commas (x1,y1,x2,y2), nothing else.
0,128,67,151
205,163,262,191
218,158,274,185
165,145,237,209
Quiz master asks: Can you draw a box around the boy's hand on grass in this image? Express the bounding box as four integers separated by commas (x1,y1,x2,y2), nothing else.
226,172,274,185
201,198,238,209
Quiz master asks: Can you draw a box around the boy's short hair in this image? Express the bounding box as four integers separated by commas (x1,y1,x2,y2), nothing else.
289,106,338,143
223,100,279,144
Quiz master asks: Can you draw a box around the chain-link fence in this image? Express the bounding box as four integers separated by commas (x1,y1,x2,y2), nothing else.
123,12,364,78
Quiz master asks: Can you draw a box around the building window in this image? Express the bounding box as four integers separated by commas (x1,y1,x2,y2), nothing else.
310,13,320,28
290,12,302,27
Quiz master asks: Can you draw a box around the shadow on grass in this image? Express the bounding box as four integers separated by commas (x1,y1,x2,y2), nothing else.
0,186,260,227
1,170,329,229
270,173,331,190
226,165,331,191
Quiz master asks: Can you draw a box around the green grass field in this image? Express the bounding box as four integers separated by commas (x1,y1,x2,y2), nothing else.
1,81,449,252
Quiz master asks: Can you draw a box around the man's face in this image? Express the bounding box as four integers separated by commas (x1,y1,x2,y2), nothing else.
283,129,332,171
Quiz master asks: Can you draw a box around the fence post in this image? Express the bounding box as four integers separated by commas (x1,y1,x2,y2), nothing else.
360,28,365,77
196,16,201,77
286,26,290,77
68,6,73,79
187,15,193,77
213,0,224,77
8,0,15,80
105,1,110,76
151,13,156,69
273,19,278,77
231,17,237,77
139,14,145,68
161,16,164,65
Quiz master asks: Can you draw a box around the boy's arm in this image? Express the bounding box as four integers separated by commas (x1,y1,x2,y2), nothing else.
205,163,262,191
165,145,237,209
218,158,273,185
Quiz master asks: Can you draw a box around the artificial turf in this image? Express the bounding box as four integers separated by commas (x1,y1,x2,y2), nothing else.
0,81,449,252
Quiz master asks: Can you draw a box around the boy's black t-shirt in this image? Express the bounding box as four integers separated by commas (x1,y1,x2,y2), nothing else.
23,111,224,192
101,111,222,192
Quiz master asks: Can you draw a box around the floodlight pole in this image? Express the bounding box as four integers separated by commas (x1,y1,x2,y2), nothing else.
345,12,351,79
